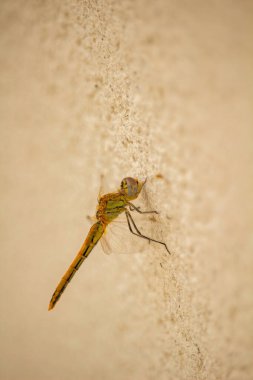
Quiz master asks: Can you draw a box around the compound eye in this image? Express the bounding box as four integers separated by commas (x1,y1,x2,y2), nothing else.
120,178,129,195
120,178,127,190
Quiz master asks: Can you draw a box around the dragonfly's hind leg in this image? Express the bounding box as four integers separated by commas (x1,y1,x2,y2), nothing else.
125,211,171,254
127,202,158,215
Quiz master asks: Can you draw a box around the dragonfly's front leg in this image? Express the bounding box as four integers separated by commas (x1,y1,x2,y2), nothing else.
127,202,158,214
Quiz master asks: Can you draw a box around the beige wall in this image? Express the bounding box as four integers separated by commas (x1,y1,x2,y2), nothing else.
0,1,252,379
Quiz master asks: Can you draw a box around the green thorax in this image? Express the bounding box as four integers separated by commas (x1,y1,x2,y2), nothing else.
96,192,128,223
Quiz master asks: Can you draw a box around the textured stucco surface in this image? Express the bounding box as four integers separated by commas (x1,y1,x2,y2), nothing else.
0,1,253,379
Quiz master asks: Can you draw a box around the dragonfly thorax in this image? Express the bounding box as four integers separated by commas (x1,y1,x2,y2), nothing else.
96,193,127,224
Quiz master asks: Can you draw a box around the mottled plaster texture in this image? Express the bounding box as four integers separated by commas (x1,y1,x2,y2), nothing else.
0,1,252,379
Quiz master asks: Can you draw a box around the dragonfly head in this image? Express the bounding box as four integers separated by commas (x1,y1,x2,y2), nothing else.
120,177,146,200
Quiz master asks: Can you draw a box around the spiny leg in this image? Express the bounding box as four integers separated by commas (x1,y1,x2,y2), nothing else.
127,202,158,214
125,211,171,254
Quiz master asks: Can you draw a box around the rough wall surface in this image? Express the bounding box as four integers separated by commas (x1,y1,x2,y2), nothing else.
0,1,252,379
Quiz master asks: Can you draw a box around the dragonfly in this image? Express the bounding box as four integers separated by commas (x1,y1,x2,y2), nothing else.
48,177,170,310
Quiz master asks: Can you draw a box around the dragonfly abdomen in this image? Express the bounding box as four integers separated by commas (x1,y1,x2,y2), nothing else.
48,221,105,310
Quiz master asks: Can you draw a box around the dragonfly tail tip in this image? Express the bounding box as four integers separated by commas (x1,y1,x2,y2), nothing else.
48,303,54,311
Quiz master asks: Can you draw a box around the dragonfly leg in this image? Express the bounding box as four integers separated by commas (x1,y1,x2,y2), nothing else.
125,211,171,254
127,202,158,214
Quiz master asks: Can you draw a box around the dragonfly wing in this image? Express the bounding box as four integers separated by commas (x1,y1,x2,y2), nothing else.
100,232,113,255
100,209,167,255
100,213,145,255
